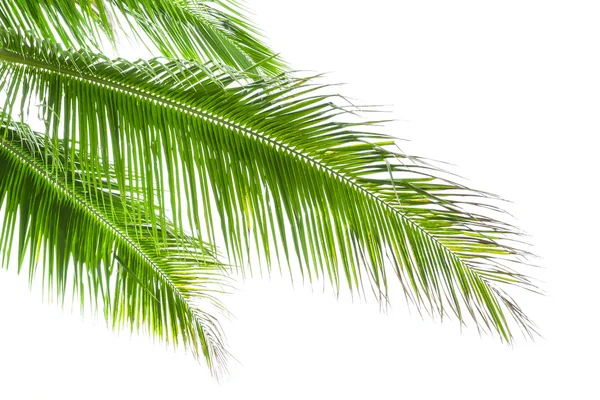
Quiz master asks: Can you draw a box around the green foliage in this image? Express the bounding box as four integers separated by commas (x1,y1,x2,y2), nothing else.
0,0,286,75
0,116,229,376
0,1,537,376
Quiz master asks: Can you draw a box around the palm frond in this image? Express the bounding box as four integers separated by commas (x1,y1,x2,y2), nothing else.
0,114,230,377
0,0,286,76
0,29,537,343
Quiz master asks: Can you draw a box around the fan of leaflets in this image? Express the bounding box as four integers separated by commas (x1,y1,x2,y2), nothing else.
0,29,537,373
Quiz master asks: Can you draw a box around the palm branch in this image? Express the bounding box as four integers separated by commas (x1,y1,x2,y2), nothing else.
0,25,537,372
0,114,230,376
0,0,286,76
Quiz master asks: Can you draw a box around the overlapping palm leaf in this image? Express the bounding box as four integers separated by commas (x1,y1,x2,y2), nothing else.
0,28,537,351
0,115,230,376
0,0,285,76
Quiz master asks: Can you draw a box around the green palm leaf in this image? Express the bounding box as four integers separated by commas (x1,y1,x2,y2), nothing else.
0,0,286,76
0,115,230,376
0,27,536,354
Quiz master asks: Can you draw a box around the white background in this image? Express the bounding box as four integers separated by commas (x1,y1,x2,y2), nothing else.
1,0,599,398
